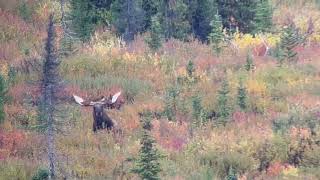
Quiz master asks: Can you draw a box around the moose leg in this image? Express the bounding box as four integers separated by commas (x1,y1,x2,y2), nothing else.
93,121,97,133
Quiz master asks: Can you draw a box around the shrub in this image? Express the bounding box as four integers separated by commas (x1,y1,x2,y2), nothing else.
32,168,49,180
0,74,7,124
200,151,253,179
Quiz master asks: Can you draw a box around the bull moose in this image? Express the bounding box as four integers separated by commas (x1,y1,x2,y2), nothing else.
73,92,122,132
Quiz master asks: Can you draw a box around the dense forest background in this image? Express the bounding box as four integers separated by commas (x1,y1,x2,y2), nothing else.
1,0,320,179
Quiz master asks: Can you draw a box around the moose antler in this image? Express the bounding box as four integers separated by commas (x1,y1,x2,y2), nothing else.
73,91,121,106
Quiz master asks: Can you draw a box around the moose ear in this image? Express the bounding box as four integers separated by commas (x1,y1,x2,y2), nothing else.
111,91,121,104
73,94,85,106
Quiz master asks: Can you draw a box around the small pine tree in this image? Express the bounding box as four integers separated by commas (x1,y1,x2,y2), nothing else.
192,95,206,126
146,16,163,51
253,0,273,34
18,1,32,22
208,13,224,55
273,42,286,66
32,168,49,180
186,60,195,78
0,74,7,124
217,78,231,126
237,79,247,111
279,23,301,63
132,110,162,180
164,86,179,121
244,51,254,71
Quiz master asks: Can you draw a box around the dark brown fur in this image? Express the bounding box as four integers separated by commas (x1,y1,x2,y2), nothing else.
92,104,115,132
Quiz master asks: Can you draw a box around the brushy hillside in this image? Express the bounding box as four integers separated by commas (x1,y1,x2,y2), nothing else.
1,0,320,179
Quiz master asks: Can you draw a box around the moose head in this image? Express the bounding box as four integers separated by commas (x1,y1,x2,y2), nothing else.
73,92,121,132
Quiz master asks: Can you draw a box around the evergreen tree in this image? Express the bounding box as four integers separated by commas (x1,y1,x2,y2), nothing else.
208,13,224,55
142,0,160,30
38,14,62,178
111,0,145,42
216,0,257,33
0,74,7,124
244,51,254,71
146,16,163,51
186,60,195,78
158,0,190,40
132,110,162,180
253,0,273,34
164,86,179,121
278,23,301,63
69,0,96,41
217,78,231,126
237,79,247,111
69,0,114,41
192,95,206,126
188,0,218,41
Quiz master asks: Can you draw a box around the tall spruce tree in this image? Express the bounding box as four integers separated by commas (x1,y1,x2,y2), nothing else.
217,78,231,126
188,0,218,41
39,14,62,178
132,110,162,180
146,16,163,51
70,0,96,41
208,13,224,55
158,0,190,40
253,0,273,34
69,0,114,41
0,74,6,124
111,0,145,42
142,0,160,30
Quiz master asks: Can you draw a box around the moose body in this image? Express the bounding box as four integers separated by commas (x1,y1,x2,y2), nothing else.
92,104,115,132
73,92,121,132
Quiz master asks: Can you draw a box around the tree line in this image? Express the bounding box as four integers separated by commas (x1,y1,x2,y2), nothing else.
68,0,273,44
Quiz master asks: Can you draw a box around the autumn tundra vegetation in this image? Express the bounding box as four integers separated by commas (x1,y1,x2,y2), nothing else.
1,0,320,179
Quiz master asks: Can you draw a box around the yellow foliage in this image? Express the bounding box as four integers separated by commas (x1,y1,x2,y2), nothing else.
0,63,8,79
247,79,267,96
232,31,280,50
282,166,299,177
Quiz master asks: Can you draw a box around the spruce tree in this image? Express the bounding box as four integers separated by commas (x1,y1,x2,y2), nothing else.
158,0,190,40
146,16,163,51
244,51,254,71
216,0,257,33
208,13,224,55
132,110,162,180
279,23,300,63
237,79,247,111
253,0,273,34
217,78,231,126
142,0,160,30
111,0,145,42
192,95,206,126
69,0,113,41
164,86,179,121
38,14,62,178
0,74,7,124
70,0,96,41
188,0,218,41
